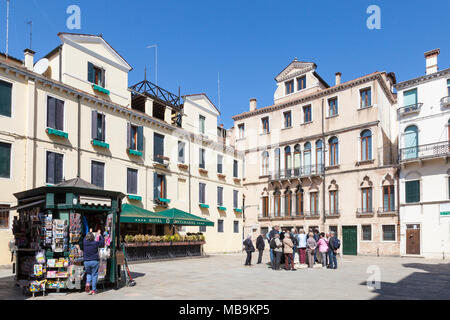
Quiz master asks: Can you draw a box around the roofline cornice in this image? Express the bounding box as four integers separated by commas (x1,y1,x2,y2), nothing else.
394,68,450,91
233,73,395,121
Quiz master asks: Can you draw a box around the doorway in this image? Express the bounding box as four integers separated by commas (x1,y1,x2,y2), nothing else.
342,226,357,255
406,224,421,255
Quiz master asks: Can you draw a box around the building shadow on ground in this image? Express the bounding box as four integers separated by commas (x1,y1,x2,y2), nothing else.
360,262,450,300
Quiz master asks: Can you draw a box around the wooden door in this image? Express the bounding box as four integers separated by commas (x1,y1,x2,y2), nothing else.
406,226,420,255
342,226,357,255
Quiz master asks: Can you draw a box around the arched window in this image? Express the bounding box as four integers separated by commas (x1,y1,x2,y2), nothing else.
261,194,269,217
315,140,323,173
284,190,292,216
294,144,301,176
404,125,418,160
304,142,311,174
285,146,292,177
361,130,372,161
296,187,304,216
274,148,281,178
274,188,281,217
329,136,339,166
262,151,269,176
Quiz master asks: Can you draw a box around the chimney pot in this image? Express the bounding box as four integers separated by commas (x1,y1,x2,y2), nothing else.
335,72,342,85
24,49,35,71
250,98,257,111
424,48,440,75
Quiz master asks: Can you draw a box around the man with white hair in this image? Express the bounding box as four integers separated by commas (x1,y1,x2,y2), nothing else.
243,234,255,267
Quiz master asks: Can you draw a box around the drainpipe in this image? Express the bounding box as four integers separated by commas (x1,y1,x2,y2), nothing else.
77,95,81,177
32,82,38,188
396,166,401,251
188,134,192,214
321,98,326,226
59,46,62,82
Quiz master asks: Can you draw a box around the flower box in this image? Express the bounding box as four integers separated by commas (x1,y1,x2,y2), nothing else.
199,168,208,174
46,128,68,139
178,163,189,170
92,84,110,95
91,139,109,149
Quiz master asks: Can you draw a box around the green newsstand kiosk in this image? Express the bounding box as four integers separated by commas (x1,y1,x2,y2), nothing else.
12,178,125,294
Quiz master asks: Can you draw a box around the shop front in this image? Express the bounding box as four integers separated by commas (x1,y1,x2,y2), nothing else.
120,205,214,262
10,178,124,296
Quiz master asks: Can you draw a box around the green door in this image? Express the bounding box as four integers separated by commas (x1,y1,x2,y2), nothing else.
342,226,357,255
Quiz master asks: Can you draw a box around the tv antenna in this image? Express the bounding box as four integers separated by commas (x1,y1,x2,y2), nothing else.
27,21,32,49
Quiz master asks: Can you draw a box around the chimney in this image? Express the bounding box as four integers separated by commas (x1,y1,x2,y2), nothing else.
24,49,35,71
424,49,440,75
335,72,342,86
249,98,257,111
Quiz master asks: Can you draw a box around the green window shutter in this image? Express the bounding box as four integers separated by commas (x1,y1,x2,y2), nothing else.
405,180,420,203
137,126,144,151
0,80,12,117
0,142,11,178
88,62,94,83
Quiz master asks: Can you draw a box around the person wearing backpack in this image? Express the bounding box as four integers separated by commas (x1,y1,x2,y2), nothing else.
268,226,280,267
328,231,340,269
243,234,256,267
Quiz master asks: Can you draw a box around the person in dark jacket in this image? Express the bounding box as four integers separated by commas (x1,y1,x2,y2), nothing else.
256,232,266,264
83,231,104,294
268,226,280,266
243,234,255,266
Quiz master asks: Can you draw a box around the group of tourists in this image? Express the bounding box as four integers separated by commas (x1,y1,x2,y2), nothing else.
242,226,340,271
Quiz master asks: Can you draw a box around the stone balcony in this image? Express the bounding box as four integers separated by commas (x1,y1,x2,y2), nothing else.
257,211,320,221
400,141,450,164
397,103,423,117
269,165,324,182
441,96,450,108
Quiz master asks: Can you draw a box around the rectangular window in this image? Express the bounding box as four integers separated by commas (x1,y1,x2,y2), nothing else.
46,151,63,185
154,173,166,199
310,192,319,214
382,225,396,241
234,221,239,233
405,180,420,203
233,160,238,178
233,190,239,209
199,225,206,232
91,111,106,141
91,161,105,189
262,196,269,217
153,133,165,162
285,80,294,94
218,220,224,233
303,105,312,123
361,188,372,212
328,98,338,116
199,183,206,204
403,88,418,107
284,111,292,128
297,76,306,91
360,88,372,108
238,124,245,139
362,225,372,241
127,168,138,195
88,62,105,87
47,96,64,131
217,154,223,173
383,185,395,211
0,205,10,229
128,123,143,152
199,115,206,134
178,141,185,163
261,117,270,134
0,80,12,117
0,142,11,178
217,186,223,207
199,148,206,169
329,190,338,214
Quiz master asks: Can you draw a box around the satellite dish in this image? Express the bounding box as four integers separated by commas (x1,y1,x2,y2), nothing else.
34,58,49,75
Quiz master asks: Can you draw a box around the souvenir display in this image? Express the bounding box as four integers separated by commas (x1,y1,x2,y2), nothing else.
69,213,82,243
52,220,68,253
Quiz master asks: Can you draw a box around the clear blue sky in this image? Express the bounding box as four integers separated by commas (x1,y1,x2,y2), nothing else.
1,0,449,128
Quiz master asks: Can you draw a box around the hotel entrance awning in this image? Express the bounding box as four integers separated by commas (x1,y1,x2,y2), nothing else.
159,208,214,227
120,204,170,224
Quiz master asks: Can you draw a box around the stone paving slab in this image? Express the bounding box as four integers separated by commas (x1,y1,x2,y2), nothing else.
1,252,449,300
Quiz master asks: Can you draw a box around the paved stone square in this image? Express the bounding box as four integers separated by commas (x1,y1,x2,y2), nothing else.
1,252,449,300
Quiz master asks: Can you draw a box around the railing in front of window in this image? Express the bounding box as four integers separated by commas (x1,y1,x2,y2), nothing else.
269,165,324,181
325,210,340,217
258,211,308,220
377,207,398,216
154,154,170,166
397,103,423,117
440,96,450,108
399,141,450,162
356,208,374,217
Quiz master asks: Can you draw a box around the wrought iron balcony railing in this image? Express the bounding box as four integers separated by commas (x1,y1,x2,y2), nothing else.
269,165,324,181
325,210,340,217
258,212,307,220
400,141,450,162
356,208,374,216
377,207,398,216
441,96,450,108
397,103,423,117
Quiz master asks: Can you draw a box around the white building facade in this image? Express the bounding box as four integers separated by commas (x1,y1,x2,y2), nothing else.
396,49,450,259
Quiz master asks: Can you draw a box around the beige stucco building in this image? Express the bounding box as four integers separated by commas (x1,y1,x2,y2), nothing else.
232,59,400,256
0,33,244,265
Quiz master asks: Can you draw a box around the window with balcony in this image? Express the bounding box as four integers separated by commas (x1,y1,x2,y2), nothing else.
0,142,11,179
0,79,12,117
261,151,269,176
285,80,294,95
360,88,372,108
383,185,395,212
261,117,270,134
283,111,292,128
91,161,105,189
405,180,420,203
403,125,418,160
361,187,372,213
46,151,63,185
304,142,311,175
328,97,338,117
275,148,281,178
316,140,323,172
361,129,373,161
329,137,339,166
285,146,292,177
400,88,420,115
297,76,306,91
294,144,301,176
303,105,312,123
274,189,281,217
238,124,245,139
